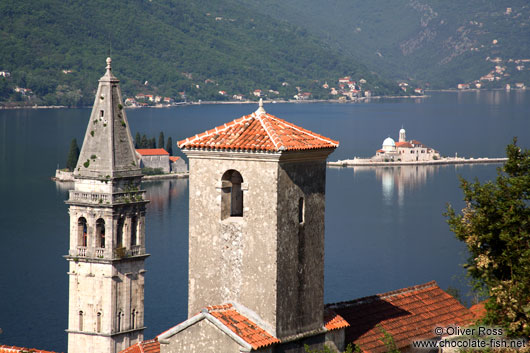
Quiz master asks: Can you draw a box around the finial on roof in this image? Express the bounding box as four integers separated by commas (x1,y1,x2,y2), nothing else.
106,57,112,71
255,98,266,115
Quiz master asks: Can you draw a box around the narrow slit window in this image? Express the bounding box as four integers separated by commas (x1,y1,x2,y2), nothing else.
96,312,102,333
117,312,122,332
79,311,84,331
100,110,104,117
298,197,305,224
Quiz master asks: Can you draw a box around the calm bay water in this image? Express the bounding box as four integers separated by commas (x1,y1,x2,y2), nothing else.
0,91,529,351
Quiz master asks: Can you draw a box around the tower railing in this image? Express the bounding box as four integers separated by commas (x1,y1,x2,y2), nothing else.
68,190,146,205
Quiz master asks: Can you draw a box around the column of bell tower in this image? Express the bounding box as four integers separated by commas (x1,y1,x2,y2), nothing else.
65,58,149,353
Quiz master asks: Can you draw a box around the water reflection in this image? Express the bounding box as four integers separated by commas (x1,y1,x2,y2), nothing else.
52,178,188,212
144,178,188,212
353,165,439,206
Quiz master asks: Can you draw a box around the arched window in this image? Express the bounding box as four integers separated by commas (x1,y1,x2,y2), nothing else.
117,218,124,248
221,170,243,219
79,311,84,331
96,312,102,333
130,216,137,247
96,218,105,248
78,218,88,247
298,197,305,224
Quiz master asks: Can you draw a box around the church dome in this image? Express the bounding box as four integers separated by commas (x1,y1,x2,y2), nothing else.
383,137,395,147
382,137,396,152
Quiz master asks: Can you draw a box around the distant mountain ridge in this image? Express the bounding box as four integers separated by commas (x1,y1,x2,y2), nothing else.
242,0,530,88
0,0,402,106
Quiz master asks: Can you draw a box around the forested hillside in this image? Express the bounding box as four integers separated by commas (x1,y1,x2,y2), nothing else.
243,0,530,88
0,0,402,106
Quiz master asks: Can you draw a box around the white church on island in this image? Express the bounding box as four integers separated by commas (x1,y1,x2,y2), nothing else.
373,127,440,162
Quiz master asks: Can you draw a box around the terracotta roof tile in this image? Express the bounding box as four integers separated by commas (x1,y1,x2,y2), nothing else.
118,339,160,353
177,109,338,152
469,300,487,320
168,156,180,162
206,304,280,349
395,142,413,148
136,148,169,156
324,308,350,331
327,281,475,353
0,345,60,353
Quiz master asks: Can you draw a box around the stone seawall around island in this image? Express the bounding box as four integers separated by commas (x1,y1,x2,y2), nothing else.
328,157,508,167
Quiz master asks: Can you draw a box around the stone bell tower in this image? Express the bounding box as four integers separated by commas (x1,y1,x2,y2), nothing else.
65,58,149,353
178,100,339,340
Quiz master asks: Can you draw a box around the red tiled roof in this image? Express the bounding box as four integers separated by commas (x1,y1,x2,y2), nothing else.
169,156,180,162
0,345,60,353
410,140,425,147
328,281,475,353
206,304,280,349
119,339,160,353
395,141,412,148
177,110,338,152
324,308,350,331
136,148,169,156
469,300,487,320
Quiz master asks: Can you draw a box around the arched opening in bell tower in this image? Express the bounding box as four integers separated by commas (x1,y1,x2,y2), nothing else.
78,217,88,247
221,170,244,219
96,218,105,248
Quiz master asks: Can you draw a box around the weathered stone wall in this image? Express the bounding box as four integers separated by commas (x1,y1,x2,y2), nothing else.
271,329,344,353
185,149,332,340
187,152,279,335
67,259,146,353
275,159,326,337
170,158,188,173
161,320,243,353
140,155,170,173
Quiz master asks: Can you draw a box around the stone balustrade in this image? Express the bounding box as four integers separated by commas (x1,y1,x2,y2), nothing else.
68,190,146,205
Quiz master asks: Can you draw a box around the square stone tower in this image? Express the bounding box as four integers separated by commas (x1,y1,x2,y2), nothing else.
178,100,338,340
65,58,149,353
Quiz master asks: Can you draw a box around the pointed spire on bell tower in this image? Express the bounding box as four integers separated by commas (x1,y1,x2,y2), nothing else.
74,57,140,179
255,98,266,115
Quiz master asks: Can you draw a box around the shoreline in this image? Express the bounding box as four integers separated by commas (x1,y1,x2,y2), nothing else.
52,171,189,182
328,157,507,167
1,95,425,110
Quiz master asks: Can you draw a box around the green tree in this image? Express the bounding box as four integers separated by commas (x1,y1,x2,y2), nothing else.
150,137,156,149
445,139,530,336
135,132,141,148
166,136,173,156
158,131,165,149
66,138,80,171
140,134,149,149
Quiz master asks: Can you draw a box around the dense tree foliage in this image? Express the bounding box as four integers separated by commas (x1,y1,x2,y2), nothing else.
158,132,165,149
66,138,80,171
166,137,173,156
445,139,530,336
0,0,401,106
